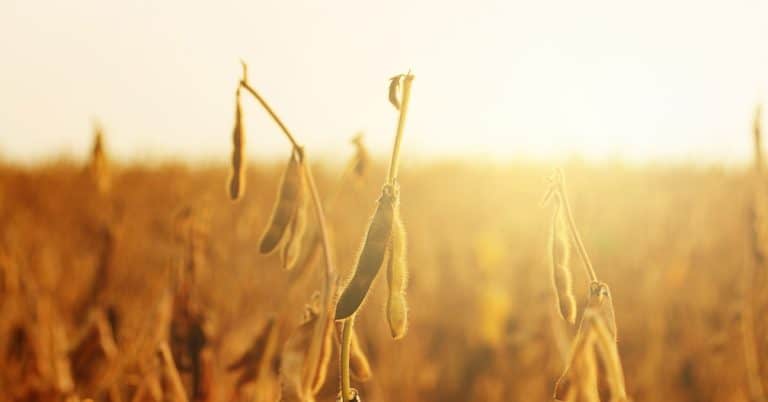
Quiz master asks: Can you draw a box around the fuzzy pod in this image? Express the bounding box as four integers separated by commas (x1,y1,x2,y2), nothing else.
260,152,304,254
335,185,398,320
229,88,245,200
387,294,408,340
386,205,408,339
550,195,577,324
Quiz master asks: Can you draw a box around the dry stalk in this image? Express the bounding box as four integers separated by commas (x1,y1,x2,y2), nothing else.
742,102,767,402
337,71,414,402
237,61,338,401
545,169,628,401
159,342,189,402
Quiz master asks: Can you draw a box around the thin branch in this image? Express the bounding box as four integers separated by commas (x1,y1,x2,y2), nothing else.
303,162,337,300
239,80,301,150
386,72,414,185
340,315,355,401
238,62,336,293
159,342,189,402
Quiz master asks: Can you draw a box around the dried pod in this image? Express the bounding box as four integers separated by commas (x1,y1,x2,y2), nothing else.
386,205,408,339
290,229,325,282
229,87,245,200
575,339,600,402
349,329,372,381
280,297,334,401
588,281,617,341
550,195,577,324
335,185,398,320
388,75,402,110
591,312,628,401
280,188,308,270
554,309,598,401
554,337,599,402
89,124,111,194
350,134,370,179
555,308,628,402
260,151,305,254
307,311,334,395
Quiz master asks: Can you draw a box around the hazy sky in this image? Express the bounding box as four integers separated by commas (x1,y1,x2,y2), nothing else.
1,0,767,164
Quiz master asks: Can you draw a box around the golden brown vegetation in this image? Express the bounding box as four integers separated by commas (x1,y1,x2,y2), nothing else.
1,74,766,402
1,156,763,402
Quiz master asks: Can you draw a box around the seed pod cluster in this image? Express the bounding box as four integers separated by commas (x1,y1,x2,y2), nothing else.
229,87,245,200
385,203,408,339
335,184,398,320
550,194,577,324
259,150,308,271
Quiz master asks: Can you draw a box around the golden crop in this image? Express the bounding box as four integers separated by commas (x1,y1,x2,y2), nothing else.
0,71,764,402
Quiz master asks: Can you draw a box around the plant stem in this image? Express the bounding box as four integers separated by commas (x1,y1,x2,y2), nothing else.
386,73,414,186
754,104,763,174
291,156,358,281
159,342,189,402
340,315,355,401
556,172,599,283
239,81,302,150
237,69,341,400
303,162,337,299
237,66,336,292
742,148,767,402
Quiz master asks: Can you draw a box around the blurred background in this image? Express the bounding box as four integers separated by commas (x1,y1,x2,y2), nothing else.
1,0,767,164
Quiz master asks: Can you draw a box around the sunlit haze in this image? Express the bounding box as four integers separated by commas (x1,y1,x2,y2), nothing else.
1,0,767,164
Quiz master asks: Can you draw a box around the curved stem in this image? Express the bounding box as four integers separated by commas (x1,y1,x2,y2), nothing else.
239,80,301,150
340,315,355,401
291,157,357,281
556,173,599,283
237,64,335,291
386,73,414,185
237,68,342,401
